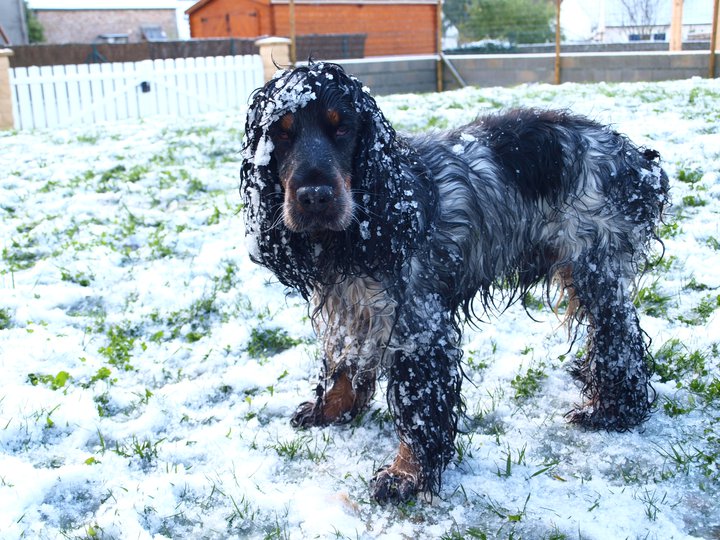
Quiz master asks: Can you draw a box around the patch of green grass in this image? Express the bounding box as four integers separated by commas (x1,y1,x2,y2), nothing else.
147,262,248,344
187,176,206,194
98,323,143,372
688,87,720,105
662,396,695,417
60,269,93,287
522,291,545,311
0,308,12,329
655,339,707,384
68,170,95,188
678,294,720,326
656,421,720,482
267,432,331,464
83,366,114,388
635,280,673,318
681,194,706,208
206,206,222,226
657,219,682,240
215,263,240,293
440,528,489,540
676,167,703,185
654,341,720,411
76,133,100,144
644,254,677,273
270,434,310,460
246,327,302,359
113,435,165,466
510,365,547,401
465,348,492,372
426,115,450,130
97,164,149,192
148,224,175,259
706,236,720,251
684,277,711,292
27,370,72,391
2,237,40,271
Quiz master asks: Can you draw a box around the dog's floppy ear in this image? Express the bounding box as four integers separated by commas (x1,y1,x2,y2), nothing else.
327,67,436,261
239,67,322,298
328,68,403,194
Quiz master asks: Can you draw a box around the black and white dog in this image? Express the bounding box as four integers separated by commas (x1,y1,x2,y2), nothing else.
240,62,669,503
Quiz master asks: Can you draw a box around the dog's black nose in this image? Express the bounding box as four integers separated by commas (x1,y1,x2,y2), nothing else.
296,185,334,213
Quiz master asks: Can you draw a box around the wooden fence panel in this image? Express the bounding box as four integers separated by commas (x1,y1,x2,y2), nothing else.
9,54,263,130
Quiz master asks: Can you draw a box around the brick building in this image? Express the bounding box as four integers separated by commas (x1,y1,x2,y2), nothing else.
27,0,180,44
186,0,439,57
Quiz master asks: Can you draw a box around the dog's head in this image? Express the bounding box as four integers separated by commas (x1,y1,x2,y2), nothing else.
267,82,358,233
241,62,400,235
240,62,430,294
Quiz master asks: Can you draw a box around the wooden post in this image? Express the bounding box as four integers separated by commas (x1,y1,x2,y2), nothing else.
0,48,14,130
436,0,443,92
289,0,297,65
669,0,683,51
554,0,562,85
711,0,719,78
255,37,291,82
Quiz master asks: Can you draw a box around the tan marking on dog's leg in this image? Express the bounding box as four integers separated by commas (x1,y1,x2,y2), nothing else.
552,264,582,332
371,442,422,503
291,370,376,428
319,372,356,423
388,442,421,479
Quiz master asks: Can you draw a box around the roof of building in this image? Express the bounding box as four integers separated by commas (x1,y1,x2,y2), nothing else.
186,0,438,13
28,0,179,10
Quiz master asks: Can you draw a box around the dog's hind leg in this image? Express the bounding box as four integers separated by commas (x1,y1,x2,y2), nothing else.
567,249,653,430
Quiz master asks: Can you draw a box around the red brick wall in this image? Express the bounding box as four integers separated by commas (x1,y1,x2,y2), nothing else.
188,0,437,57
273,4,437,56
36,10,179,44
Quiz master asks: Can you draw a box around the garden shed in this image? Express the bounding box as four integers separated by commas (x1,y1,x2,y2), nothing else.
185,0,439,57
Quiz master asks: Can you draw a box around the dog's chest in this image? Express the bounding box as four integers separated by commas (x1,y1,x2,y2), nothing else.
313,275,397,363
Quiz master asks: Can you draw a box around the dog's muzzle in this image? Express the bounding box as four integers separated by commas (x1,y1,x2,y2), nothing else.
296,185,335,213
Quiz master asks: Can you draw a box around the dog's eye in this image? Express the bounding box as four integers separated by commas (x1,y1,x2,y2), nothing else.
277,130,290,141
335,125,350,137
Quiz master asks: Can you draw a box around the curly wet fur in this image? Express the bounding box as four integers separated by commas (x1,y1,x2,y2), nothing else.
240,62,669,500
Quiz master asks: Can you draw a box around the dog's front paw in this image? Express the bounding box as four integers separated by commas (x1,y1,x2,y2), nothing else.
290,400,326,428
370,467,419,504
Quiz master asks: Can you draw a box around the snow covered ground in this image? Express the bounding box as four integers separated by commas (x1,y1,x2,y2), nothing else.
1,76,719,540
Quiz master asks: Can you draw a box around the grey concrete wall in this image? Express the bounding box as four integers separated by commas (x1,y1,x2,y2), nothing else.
324,51,717,96
332,55,438,96
443,51,716,90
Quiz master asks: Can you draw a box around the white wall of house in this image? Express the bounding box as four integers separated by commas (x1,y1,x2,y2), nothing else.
561,0,715,43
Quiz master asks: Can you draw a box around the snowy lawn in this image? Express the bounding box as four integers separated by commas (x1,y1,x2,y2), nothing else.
1,77,719,540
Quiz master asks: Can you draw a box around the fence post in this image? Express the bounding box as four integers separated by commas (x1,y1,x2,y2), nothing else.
255,37,291,82
0,49,14,130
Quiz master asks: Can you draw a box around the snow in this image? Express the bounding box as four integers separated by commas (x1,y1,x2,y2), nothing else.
1,76,720,539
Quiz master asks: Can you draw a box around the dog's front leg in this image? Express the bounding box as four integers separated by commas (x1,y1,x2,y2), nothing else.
290,361,376,427
291,277,391,427
371,297,463,503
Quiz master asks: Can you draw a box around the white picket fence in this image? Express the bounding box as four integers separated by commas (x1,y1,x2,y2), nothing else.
9,54,264,130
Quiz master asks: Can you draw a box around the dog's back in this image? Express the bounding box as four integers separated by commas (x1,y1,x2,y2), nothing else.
404,108,668,312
